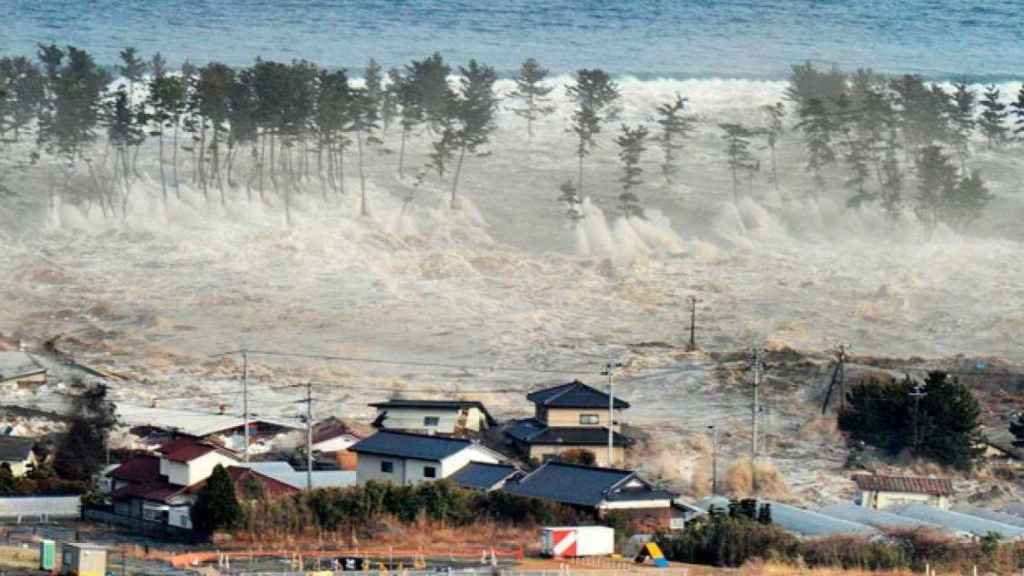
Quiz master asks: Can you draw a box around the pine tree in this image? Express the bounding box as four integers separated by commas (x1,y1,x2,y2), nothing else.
364,58,384,123
348,86,381,216
942,169,992,231
117,47,148,176
615,124,649,218
878,130,903,220
978,84,1008,149
147,64,186,200
107,88,145,214
950,81,976,170
381,67,401,132
719,123,757,203
196,62,235,203
446,59,499,209
557,179,584,224
407,52,453,132
795,97,836,197
566,68,621,195
190,464,242,534
655,94,696,185
760,102,785,190
391,67,422,176
842,136,873,208
508,58,555,139
914,144,958,231
1010,84,1024,142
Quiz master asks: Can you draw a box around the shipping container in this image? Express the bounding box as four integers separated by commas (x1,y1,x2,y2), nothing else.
540,526,614,558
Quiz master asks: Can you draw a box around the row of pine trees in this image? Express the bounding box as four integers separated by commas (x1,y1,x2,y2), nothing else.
1,47,1020,232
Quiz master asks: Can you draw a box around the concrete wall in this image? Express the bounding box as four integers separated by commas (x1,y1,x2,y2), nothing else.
528,445,623,467
861,490,948,510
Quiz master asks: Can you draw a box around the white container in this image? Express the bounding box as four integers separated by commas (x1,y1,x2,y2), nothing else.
540,526,615,558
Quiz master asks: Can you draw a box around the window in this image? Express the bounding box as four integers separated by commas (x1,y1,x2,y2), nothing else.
579,414,600,425
424,416,440,427
423,466,437,478
380,461,394,474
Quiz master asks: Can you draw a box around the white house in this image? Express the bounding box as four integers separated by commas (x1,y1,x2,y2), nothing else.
370,400,496,435
350,430,502,486
156,437,240,486
0,436,36,477
853,474,953,510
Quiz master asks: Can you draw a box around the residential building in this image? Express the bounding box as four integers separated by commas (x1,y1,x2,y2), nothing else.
449,462,521,491
370,399,496,435
115,404,297,456
350,430,502,486
157,437,240,486
853,474,953,510
505,380,632,467
503,461,681,531
0,351,46,388
0,435,36,477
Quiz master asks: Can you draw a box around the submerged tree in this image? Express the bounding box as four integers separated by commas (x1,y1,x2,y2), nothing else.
615,123,649,218
566,68,621,195
760,102,785,191
147,62,187,200
878,131,904,220
795,97,836,197
445,59,498,209
914,144,958,231
557,178,584,225
1010,84,1024,142
508,57,555,139
949,81,976,170
978,84,1008,149
655,94,696,186
719,123,757,203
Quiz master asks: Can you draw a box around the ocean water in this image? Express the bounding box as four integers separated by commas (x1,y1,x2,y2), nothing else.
3,0,1023,80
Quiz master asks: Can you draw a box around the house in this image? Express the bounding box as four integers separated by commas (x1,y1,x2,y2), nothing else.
350,430,503,486
505,380,632,467
0,351,46,388
312,427,362,453
853,474,953,510
503,461,680,531
449,462,521,491
370,399,496,435
157,437,240,486
61,543,107,576
115,404,297,456
0,435,37,477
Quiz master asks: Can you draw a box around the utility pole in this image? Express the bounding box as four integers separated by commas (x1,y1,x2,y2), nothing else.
707,425,719,495
602,358,624,467
687,296,700,351
242,349,249,462
751,348,763,460
298,381,313,490
910,382,927,453
821,344,849,415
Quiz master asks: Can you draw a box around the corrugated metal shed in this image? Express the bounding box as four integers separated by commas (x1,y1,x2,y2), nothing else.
889,504,1024,539
817,502,949,532
764,502,879,537
951,505,1024,529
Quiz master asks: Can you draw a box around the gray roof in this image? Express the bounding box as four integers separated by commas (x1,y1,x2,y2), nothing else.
766,502,879,537
817,503,948,532
350,430,476,462
237,462,355,490
0,436,34,462
0,351,45,382
449,462,519,491
888,504,1024,539
369,399,496,425
505,419,633,447
951,505,1024,530
116,404,298,437
504,462,674,507
527,381,629,409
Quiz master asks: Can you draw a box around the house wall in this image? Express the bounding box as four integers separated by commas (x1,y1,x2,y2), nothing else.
1,453,36,477
375,407,488,434
160,451,239,487
356,453,407,486
542,408,621,429
528,445,624,468
862,490,948,510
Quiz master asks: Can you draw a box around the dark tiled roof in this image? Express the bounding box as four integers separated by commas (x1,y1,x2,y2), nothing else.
111,481,186,504
505,419,633,447
504,461,674,507
852,474,954,496
0,436,34,462
110,455,161,483
527,380,629,409
369,399,496,425
158,437,234,463
350,431,475,461
449,462,519,491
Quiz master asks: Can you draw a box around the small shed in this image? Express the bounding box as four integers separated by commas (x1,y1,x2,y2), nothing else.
61,543,107,576
853,474,953,510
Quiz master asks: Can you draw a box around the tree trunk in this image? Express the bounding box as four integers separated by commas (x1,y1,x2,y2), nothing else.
450,145,467,210
357,130,368,217
398,127,408,176
158,131,167,206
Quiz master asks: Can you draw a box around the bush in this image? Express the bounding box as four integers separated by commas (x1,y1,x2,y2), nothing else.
656,514,799,567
